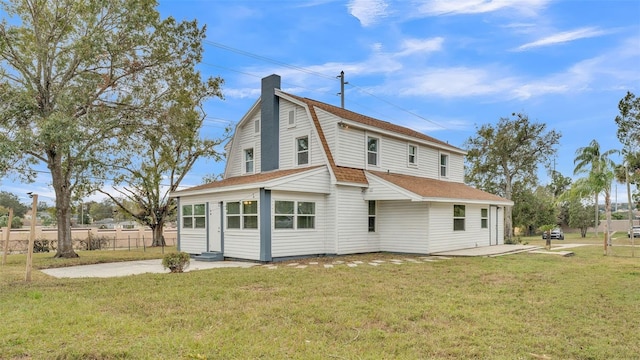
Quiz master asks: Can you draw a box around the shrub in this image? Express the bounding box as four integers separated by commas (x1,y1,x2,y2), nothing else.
162,252,190,273
33,239,51,253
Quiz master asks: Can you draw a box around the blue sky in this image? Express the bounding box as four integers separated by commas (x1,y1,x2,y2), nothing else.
2,0,640,204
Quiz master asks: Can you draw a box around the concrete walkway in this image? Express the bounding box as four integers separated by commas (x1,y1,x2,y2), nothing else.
431,244,541,257
41,244,590,279
41,259,257,278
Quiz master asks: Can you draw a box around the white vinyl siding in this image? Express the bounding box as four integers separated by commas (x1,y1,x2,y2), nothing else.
271,191,327,258
447,153,465,182
335,186,378,254
335,125,365,168
178,200,207,254
378,201,429,253
226,112,261,178
428,203,491,253
279,101,323,169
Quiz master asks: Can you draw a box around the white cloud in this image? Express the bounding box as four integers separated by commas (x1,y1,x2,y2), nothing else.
348,0,389,27
395,37,444,57
516,27,608,51
390,66,518,98
417,0,549,16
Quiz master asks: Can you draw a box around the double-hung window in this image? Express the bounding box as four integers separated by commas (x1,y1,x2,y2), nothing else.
243,201,258,229
226,201,258,229
408,144,417,166
296,136,309,165
440,153,448,177
182,204,206,229
244,148,254,173
274,200,315,229
367,137,379,166
453,205,465,231
481,208,488,229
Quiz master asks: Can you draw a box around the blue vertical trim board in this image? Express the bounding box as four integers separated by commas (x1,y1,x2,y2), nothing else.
259,188,272,262
176,197,181,252
260,74,281,172
205,202,210,253
219,201,225,254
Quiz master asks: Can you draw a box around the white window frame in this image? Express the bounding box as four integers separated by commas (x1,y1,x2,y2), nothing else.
367,136,380,167
182,203,206,229
244,148,254,174
226,201,259,230
454,204,465,231
273,200,316,230
295,135,309,166
440,153,449,178
408,144,418,167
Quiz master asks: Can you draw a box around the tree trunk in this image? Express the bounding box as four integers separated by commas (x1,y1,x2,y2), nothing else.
504,173,513,244
150,222,166,247
50,155,78,258
605,188,612,256
594,192,599,237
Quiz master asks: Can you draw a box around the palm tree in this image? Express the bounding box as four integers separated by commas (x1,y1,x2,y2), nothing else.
573,139,619,254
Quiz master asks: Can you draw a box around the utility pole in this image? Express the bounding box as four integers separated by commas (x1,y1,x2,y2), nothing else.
337,71,348,109
2,208,13,265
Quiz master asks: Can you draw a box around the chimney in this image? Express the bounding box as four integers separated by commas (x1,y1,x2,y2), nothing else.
261,74,281,172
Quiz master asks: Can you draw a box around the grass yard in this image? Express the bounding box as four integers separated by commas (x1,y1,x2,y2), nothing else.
1,243,639,359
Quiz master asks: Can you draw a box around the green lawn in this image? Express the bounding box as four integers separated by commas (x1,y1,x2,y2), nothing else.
1,244,639,359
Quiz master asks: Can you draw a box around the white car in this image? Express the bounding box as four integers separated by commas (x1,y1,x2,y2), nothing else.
628,226,640,238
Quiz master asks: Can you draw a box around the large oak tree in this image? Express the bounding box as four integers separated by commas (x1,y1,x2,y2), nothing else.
0,0,216,257
464,113,560,243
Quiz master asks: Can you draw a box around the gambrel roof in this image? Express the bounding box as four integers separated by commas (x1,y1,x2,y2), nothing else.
173,88,510,206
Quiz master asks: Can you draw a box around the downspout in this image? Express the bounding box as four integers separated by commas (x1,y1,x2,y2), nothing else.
220,201,225,254
176,197,181,252
205,202,210,253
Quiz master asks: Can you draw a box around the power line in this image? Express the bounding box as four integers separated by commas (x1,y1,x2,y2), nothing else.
201,41,448,130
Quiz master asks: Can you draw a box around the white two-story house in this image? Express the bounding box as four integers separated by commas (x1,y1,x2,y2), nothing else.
170,74,512,262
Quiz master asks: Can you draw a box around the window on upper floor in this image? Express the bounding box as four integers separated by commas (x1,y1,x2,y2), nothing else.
182,204,206,229
454,204,465,231
296,136,309,165
440,153,448,177
244,148,254,173
367,136,379,166
481,208,488,229
408,144,418,166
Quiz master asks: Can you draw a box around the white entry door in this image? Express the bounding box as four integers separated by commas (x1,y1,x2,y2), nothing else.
490,206,500,245
208,202,222,252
